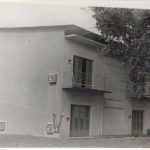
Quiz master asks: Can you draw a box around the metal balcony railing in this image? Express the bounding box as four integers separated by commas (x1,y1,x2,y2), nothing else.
62,71,112,93
127,75,150,99
144,80,150,98
72,71,92,88
126,90,137,98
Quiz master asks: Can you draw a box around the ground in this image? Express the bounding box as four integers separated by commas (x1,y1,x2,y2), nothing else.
0,134,150,147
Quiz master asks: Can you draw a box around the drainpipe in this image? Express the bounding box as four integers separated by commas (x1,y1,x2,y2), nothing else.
101,55,106,136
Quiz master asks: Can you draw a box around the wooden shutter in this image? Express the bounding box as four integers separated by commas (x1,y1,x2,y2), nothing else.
85,60,92,87
73,56,83,87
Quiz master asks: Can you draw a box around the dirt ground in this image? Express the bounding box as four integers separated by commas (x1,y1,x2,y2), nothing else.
0,134,150,147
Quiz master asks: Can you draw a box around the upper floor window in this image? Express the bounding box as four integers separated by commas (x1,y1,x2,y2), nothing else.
73,56,93,88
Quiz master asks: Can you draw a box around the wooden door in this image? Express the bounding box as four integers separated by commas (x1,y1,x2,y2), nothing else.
132,110,143,136
85,60,93,88
73,56,82,87
70,105,90,137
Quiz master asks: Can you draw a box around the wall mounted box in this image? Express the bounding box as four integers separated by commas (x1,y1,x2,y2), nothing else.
48,74,57,84
46,123,54,134
0,122,5,131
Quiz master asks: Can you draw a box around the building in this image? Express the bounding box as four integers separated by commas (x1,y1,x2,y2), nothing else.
0,24,149,138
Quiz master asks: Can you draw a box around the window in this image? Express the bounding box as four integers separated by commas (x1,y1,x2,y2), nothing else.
73,56,93,88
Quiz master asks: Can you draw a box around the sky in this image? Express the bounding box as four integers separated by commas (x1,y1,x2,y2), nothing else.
0,1,150,33
0,2,97,32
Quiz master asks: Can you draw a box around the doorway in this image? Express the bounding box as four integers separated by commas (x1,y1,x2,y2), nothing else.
70,104,90,137
73,56,93,88
132,110,144,136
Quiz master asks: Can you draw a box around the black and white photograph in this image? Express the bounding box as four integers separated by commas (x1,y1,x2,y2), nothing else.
0,0,150,148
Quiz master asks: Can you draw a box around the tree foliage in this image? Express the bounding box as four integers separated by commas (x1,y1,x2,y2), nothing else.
91,7,150,99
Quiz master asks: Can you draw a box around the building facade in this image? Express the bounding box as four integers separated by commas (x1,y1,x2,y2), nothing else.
0,24,149,137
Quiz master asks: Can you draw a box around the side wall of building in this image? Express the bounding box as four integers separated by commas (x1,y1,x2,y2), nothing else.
103,57,150,136
0,28,64,136
142,101,150,135
103,57,132,136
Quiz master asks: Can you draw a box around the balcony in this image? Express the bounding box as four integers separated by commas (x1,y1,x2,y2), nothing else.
62,71,112,93
127,89,150,99
126,90,137,98
144,76,150,98
127,76,150,99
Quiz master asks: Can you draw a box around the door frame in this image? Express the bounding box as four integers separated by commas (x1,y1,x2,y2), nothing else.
73,55,93,88
131,109,144,136
69,104,91,137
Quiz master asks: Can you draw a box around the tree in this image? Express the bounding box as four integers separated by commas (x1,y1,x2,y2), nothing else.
90,7,150,99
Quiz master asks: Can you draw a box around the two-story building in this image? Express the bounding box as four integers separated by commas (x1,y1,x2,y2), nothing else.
0,24,150,138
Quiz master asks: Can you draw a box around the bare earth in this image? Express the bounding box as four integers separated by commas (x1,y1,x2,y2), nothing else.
0,134,150,147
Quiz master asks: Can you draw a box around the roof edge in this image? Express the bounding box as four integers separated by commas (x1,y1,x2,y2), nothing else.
0,24,77,31
0,24,106,45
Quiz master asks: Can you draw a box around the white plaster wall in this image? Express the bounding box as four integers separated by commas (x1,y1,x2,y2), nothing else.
143,102,150,135
103,107,124,135
104,57,150,136
0,28,65,136
61,90,103,137
103,57,132,136
0,26,139,137
63,39,105,77
60,39,105,137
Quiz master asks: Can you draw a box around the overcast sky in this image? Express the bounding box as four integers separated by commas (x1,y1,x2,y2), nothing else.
1,1,149,33
0,2,97,32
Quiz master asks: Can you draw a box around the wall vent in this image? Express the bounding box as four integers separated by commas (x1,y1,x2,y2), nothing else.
48,74,57,84
0,122,5,131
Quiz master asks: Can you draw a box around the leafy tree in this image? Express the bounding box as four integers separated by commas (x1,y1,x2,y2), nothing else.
90,7,150,99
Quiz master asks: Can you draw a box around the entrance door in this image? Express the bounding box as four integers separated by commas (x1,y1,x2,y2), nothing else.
70,105,90,137
73,56,93,88
132,110,144,136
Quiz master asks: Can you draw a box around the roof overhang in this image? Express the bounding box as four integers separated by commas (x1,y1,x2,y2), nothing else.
64,34,106,49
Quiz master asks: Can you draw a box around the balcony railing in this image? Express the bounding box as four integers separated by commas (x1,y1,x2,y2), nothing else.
144,77,150,98
126,90,137,98
126,75,150,99
127,86,150,99
127,90,150,99
62,71,112,93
